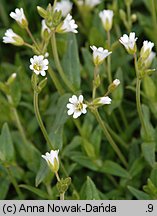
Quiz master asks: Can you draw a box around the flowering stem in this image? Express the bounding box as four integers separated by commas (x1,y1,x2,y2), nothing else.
92,66,99,99
55,172,65,200
134,54,148,136
26,27,40,51
126,3,132,32
51,33,75,93
107,31,112,84
33,91,53,149
24,42,34,49
48,67,65,95
92,109,128,167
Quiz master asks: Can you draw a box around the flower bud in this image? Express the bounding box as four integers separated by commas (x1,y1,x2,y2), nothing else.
108,79,120,93
3,29,24,46
37,78,48,94
93,96,112,107
131,14,137,23
42,150,59,173
7,73,17,86
119,9,126,21
140,40,154,60
99,10,114,32
37,6,47,19
10,8,28,28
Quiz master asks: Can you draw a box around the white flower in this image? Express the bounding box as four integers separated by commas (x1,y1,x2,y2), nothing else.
10,8,28,28
55,0,72,17
67,95,87,119
140,40,154,59
78,0,101,8
99,10,114,32
119,32,138,54
90,45,112,66
3,29,24,46
145,51,156,68
29,55,49,76
57,14,78,33
42,150,59,173
113,79,120,86
99,96,112,105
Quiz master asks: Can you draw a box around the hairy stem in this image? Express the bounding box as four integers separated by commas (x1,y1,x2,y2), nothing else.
93,109,128,167
107,31,112,83
134,54,148,136
51,33,75,92
33,92,53,149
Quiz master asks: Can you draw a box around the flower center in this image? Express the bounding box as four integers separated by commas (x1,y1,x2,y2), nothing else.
76,102,83,111
33,63,42,71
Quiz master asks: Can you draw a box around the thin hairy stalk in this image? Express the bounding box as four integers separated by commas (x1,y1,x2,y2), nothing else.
92,66,99,99
134,54,148,136
51,33,75,92
26,27,40,51
55,172,65,200
33,92,53,149
126,3,132,32
24,42,34,49
92,109,128,167
107,31,112,83
60,162,80,199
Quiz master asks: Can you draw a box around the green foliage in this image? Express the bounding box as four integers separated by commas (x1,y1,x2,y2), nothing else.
1,0,157,200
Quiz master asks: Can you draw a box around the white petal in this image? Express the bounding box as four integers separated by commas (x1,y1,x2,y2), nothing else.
73,111,81,119
79,95,83,102
40,70,46,76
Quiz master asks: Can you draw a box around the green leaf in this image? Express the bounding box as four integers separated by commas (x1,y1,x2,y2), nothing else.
70,153,100,171
90,126,102,156
12,132,41,172
49,126,63,150
143,76,156,101
101,160,130,178
80,176,100,200
129,158,145,178
0,123,15,162
35,159,49,187
52,93,71,131
142,141,155,167
10,81,21,107
19,184,49,199
128,186,150,200
0,165,10,199
81,48,94,80
62,33,80,90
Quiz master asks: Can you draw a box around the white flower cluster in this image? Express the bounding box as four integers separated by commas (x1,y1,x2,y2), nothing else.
119,32,155,64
